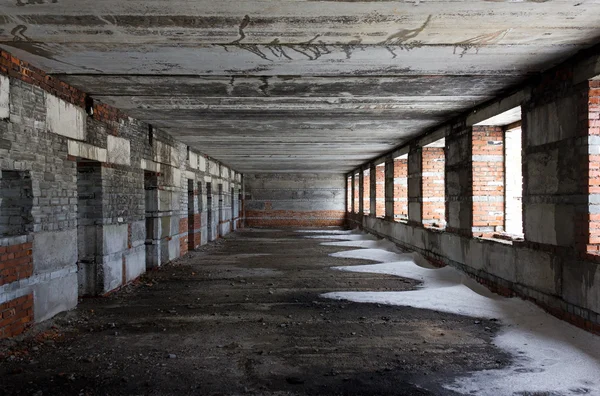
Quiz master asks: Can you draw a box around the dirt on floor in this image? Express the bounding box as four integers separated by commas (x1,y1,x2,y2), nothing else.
0,229,511,396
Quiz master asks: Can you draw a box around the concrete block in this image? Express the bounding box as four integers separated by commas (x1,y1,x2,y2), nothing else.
102,224,128,255
107,135,131,166
161,165,181,188
125,246,145,282
524,204,557,245
465,240,485,271
407,178,421,198
439,232,465,264
189,151,198,168
408,202,421,223
0,75,9,119
525,95,578,147
158,190,180,211
67,140,107,162
483,242,516,283
525,204,574,247
130,220,146,246
34,271,78,322
140,159,161,173
153,140,180,167
447,201,470,231
515,248,560,295
46,94,85,140
33,229,78,273
101,255,123,293
562,259,600,314
525,150,558,195
146,243,161,269
160,237,180,263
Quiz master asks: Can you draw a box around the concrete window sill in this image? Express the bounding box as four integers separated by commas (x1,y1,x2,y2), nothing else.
477,234,524,246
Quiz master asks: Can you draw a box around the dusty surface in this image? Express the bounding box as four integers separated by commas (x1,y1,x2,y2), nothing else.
0,229,510,395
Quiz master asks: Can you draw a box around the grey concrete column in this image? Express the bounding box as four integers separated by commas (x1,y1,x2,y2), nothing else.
369,163,377,217
350,173,355,213
385,158,394,220
358,168,364,215
407,146,423,225
445,126,472,235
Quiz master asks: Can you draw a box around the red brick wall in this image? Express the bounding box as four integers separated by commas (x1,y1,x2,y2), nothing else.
245,210,346,227
347,177,352,212
363,172,370,214
0,293,33,339
0,241,33,286
375,165,385,217
394,159,408,220
472,126,505,237
0,51,86,108
179,218,189,256
588,81,600,252
422,147,445,227
353,175,360,213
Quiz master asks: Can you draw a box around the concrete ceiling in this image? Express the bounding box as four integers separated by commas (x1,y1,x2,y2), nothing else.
1,1,599,174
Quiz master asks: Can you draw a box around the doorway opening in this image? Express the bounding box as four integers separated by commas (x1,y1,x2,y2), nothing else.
207,182,213,241
76,160,103,295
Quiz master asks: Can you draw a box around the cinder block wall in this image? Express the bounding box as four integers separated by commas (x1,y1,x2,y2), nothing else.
0,51,243,338
244,173,345,227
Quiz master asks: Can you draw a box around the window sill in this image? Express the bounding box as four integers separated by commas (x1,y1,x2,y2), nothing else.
476,233,524,246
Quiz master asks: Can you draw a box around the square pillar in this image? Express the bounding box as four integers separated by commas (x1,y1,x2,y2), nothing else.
385,159,395,220
445,124,472,235
350,173,355,213
422,147,445,227
394,158,408,221
369,163,377,217
522,78,594,254
407,146,423,225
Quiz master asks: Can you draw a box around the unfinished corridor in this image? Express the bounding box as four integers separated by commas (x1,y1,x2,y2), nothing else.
0,229,511,395
2,1,600,395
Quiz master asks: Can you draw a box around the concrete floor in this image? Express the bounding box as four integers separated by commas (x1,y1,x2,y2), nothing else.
0,229,510,395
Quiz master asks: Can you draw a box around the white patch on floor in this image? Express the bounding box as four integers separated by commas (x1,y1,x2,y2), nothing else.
303,229,600,396
296,229,355,234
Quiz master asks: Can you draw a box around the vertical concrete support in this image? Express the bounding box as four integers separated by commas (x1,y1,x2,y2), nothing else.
217,183,224,237
350,173,355,213
369,163,377,217
200,182,208,246
446,123,472,235
422,147,445,227
393,158,408,221
187,179,201,250
472,126,505,237
384,159,394,220
144,171,162,269
358,168,364,215
522,78,591,252
353,172,360,214
407,146,423,225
